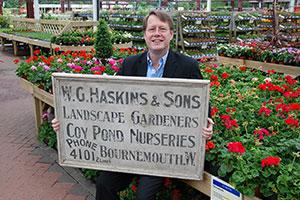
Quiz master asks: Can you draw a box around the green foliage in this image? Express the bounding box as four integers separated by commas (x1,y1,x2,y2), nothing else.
81,168,100,181
94,19,113,59
14,31,53,41
38,121,57,149
0,16,9,28
51,31,94,45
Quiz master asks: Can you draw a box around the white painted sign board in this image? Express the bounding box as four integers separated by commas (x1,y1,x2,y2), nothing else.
52,73,210,180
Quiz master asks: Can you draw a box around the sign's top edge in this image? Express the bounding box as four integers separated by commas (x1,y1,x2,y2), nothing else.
52,73,210,84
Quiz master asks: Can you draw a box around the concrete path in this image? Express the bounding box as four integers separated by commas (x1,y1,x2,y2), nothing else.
0,49,96,200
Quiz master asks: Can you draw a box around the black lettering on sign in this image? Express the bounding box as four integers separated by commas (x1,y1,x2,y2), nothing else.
76,86,85,102
61,85,72,101
69,148,96,161
163,91,201,109
129,129,196,148
98,145,196,166
66,123,87,139
92,125,124,142
66,138,97,151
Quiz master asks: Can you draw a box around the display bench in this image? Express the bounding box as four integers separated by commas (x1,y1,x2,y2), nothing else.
219,56,300,77
0,18,98,56
19,77,261,200
0,32,96,56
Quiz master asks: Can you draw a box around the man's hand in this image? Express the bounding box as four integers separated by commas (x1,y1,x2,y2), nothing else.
202,118,214,140
51,118,60,133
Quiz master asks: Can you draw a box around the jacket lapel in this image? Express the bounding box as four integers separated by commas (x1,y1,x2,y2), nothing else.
163,51,178,78
135,52,147,76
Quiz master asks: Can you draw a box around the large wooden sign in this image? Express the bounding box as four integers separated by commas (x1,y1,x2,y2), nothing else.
52,73,210,180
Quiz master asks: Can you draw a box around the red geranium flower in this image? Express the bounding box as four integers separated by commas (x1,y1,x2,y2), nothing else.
276,103,290,113
211,106,218,117
131,184,137,192
239,66,247,71
267,69,276,74
210,81,220,87
285,116,299,127
258,107,272,116
289,103,300,111
285,75,297,85
205,141,215,151
261,156,281,168
13,59,19,64
204,67,213,73
227,142,246,155
210,74,218,81
220,114,239,129
253,128,270,140
33,49,41,55
221,72,229,79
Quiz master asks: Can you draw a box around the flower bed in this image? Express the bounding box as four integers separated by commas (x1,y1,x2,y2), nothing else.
16,50,300,199
203,64,300,199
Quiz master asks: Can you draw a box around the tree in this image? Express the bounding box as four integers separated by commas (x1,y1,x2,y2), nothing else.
94,19,113,59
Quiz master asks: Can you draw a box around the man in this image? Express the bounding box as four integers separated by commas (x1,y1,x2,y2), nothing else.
53,10,213,200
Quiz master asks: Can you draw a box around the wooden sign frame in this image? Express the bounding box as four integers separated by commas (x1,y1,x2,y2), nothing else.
52,73,210,180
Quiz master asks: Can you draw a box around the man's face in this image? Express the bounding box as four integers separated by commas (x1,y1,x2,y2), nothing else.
144,15,174,54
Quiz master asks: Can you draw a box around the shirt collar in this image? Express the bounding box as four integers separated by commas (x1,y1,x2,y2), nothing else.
146,51,169,69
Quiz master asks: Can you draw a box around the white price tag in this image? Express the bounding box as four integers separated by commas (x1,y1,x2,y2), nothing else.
224,19,229,22
196,20,202,25
202,44,207,49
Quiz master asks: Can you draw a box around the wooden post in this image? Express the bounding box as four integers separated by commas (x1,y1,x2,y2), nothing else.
34,97,43,135
26,0,34,18
0,0,3,15
231,0,235,11
0,37,4,50
67,0,71,11
60,0,65,13
12,41,18,56
238,0,243,11
196,0,201,10
162,0,169,8
29,44,34,57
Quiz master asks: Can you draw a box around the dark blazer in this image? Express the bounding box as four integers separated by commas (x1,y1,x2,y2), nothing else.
118,50,203,79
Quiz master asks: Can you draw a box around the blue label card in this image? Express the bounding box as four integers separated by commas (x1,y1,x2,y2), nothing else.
211,176,242,200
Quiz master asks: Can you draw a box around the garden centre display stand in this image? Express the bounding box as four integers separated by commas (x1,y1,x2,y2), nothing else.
219,56,300,77
19,77,262,200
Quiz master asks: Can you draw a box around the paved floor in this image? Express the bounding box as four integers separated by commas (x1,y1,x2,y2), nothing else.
0,48,96,200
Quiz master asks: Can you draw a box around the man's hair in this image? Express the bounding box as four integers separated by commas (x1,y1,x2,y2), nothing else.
143,10,174,31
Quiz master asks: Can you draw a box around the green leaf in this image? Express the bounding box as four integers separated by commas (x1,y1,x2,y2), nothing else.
231,171,245,183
